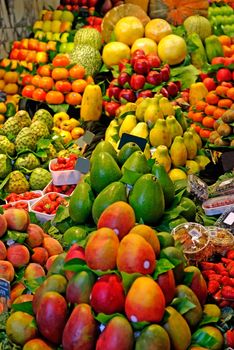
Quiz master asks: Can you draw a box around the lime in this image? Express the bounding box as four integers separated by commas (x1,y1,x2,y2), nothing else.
63,226,87,247
179,197,197,221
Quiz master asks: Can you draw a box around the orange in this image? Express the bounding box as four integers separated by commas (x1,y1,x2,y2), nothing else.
205,92,219,105
145,18,172,43
39,76,54,91
52,67,69,81
0,69,5,79
69,64,85,79
131,37,157,55
71,79,87,93
114,16,144,46
204,104,216,116
199,128,211,138
0,80,5,90
128,224,160,256
85,227,119,270
31,74,41,87
157,34,187,65
102,42,130,67
65,92,82,106
216,85,228,97
213,108,225,120
4,71,19,83
45,90,64,104
52,53,70,67
202,116,215,129
3,83,18,95
217,98,232,109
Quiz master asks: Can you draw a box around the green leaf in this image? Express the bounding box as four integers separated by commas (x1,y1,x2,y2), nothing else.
47,104,69,113
24,276,45,294
0,207,3,214
2,231,28,244
171,297,196,314
120,168,142,186
52,205,70,224
120,271,142,294
162,309,171,323
199,314,220,327
99,64,111,73
0,174,11,191
131,321,150,331
191,329,218,348
14,267,26,282
95,313,123,324
11,301,34,316
183,271,194,286
153,258,175,279
170,65,200,90
28,212,41,225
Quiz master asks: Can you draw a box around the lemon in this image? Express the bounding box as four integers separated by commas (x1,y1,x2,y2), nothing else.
114,16,144,46
168,168,187,181
145,19,172,43
102,42,131,67
158,34,187,65
131,37,157,55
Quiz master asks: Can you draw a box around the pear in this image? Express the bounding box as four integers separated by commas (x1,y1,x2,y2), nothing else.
170,136,187,167
149,119,172,148
130,122,149,138
119,114,137,137
183,131,197,160
166,115,183,140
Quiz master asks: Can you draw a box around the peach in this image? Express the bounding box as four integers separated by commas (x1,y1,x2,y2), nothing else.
45,255,58,271
24,263,45,281
7,243,30,268
0,240,7,260
31,247,49,266
42,237,63,256
3,208,29,232
0,214,7,237
11,282,25,303
26,224,44,248
0,260,15,282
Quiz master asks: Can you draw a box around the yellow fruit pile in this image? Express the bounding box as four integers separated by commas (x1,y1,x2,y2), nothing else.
105,94,211,178
53,112,84,144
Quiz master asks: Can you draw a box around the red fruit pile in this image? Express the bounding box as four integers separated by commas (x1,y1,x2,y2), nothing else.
50,154,78,171
5,191,42,203
32,193,68,215
200,249,234,308
2,201,29,211
104,49,182,117
58,0,99,14
45,183,76,196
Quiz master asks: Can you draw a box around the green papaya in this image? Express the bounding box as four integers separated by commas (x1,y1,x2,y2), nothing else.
118,142,141,166
205,35,224,63
92,181,127,224
122,151,150,175
152,163,175,207
90,152,122,193
90,140,118,163
129,173,165,225
69,182,94,224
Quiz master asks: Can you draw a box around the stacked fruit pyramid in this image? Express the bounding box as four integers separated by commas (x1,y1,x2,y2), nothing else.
0,0,234,349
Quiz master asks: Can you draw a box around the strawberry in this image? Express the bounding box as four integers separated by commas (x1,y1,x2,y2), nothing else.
226,250,234,260
226,329,234,348
202,270,216,279
221,276,234,287
229,267,234,278
221,285,234,300
208,280,220,294
214,262,227,274
209,274,223,282
200,262,215,270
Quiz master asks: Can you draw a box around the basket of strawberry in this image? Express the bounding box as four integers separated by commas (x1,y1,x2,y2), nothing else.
49,154,82,186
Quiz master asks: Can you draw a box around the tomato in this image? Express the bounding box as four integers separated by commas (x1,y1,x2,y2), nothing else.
45,90,64,104
199,128,211,139
37,64,52,77
21,74,33,86
65,92,82,105
55,80,72,93
31,74,41,87
52,54,70,67
22,84,35,98
69,64,85,79
39,76,54,91
32,88,46,102
52,67,69,81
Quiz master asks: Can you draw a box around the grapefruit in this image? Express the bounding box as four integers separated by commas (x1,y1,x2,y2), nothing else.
102,42,131,67
114,16,144,46
131,38,157,55
158,34,187,65
145,19,172,43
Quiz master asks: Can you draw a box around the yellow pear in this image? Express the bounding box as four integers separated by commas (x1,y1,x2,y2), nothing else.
144,103,164,128
135,97,153,121
130,122,149,138
119,114,137,137
183,131,198,160
170,136,187,167
149,119,172,148
152,145,171,172
186,160,200,175
188,127,202,150
159,96,175,116
166,115,183,140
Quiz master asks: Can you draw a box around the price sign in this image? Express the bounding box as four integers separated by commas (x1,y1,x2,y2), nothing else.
118,133,147,151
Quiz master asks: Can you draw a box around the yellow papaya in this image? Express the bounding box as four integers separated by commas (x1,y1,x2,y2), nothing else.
80,84,102,121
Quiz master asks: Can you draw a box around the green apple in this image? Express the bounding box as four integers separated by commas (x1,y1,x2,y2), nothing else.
60,33,69,43
53,10,63,20
52,32,61,41
51,20,61,33
59,43,67,53
61,11,74,23
65,42,75,53
46,32,53,41
42,20,52,32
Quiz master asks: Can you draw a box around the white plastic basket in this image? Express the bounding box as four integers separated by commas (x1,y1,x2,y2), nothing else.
49,158,82,186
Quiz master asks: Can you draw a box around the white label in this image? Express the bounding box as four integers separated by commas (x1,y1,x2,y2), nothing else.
223,212,234,225
219,179,232,187
189,229,202,240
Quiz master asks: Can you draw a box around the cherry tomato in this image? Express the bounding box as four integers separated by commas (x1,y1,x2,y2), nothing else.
45,90,64,104
52,54,70,67
32,88,46,102
22,85,35,98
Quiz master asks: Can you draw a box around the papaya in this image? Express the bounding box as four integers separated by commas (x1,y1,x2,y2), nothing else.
151,163,175,207
69,182,94,224
80,84,102,121
121,151,150,176
118,141,141,166
90,140,118,164
92,181,127,224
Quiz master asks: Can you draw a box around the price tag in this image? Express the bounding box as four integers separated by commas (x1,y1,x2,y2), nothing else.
75,157,90,174
118,133,147,151
189,229,202,240
0,278,10,299
223,212,234,226
76,131,95,148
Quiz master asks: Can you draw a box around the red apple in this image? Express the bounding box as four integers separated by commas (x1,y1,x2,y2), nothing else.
105,101,121,117
108,85,122,100
118,72,130,87
119,89,136,102
221,81,233,88
9,49,19,60
130,73,145,90
211,56,225,65
119,58,130,72
133,58,150,75
146,53,161,68
203,77,217,91
28,38,38,51
20,39,29,50
146,70,162,85
216,68,232,82
21,74,33,86
130,49,145,66
18,49,28,61
12,41,21,49
137,89,154,98
160,87,169,98
199,72,209,81
161,66,170,82
166,81,179,97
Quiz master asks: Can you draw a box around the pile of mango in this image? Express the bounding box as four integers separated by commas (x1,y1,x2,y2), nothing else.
105,95,210,177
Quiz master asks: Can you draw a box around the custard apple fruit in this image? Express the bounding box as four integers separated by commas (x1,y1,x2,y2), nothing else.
0,154,12,179
15,127,37,153
32,109,53,131
30,120,50,140
14,153,40,171
5,171,30,194
29,168,52,190
0,135,15,156
14,110,31,127
2,116,22,136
